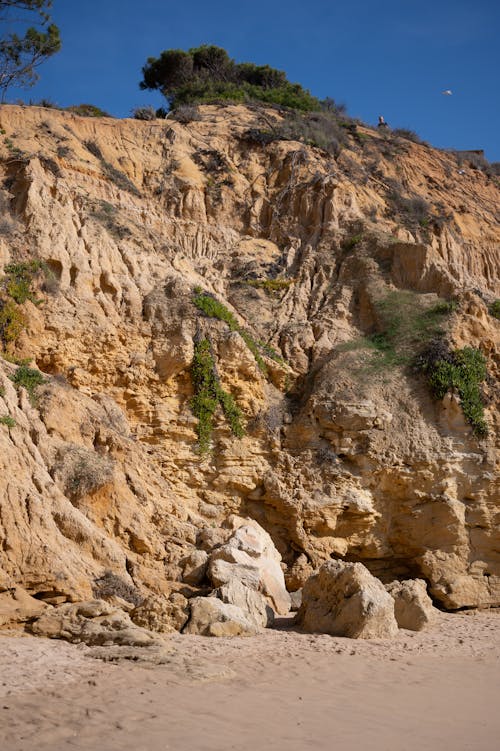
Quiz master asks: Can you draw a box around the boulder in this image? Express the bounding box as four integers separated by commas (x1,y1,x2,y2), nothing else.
296,561,398,639
207,523,290,615
183,597,260,637
385,579,436,631
212,580,274,628
29,599,165,646
130,592,189,633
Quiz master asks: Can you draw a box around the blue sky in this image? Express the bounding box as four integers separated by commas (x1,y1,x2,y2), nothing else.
5,0,500,160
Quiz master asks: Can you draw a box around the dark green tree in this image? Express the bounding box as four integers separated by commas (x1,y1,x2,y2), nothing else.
0,1,61,101
140,45,319,111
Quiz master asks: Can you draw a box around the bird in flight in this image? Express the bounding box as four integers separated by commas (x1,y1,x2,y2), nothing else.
442,89,453,96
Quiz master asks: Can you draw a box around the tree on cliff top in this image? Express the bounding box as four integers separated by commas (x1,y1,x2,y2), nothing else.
140,45,319,111
0,0,61,101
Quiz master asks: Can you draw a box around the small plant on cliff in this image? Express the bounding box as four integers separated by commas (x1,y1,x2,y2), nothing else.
417,343,488,437
0,415,15,428
9,364,45,404
0,299,26,346
190,337,244,454
3,260,43,304
59,445,115,499
93,571,143,607
489,300,500,320
193,289,284,372
193,290,267,372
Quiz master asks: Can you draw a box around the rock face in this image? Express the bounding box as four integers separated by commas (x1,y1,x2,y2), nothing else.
386,579,436,631
0,102,499,636
296,561,399,639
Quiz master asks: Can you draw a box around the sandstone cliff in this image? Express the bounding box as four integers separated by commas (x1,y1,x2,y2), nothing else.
0,102,498,625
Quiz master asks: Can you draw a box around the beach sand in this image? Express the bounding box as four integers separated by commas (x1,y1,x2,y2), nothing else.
1,610,499,751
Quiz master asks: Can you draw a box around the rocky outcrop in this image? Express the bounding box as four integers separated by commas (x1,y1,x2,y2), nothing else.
296,561,399,638
29,600,165,646
0,102,498,638
385,579,436,631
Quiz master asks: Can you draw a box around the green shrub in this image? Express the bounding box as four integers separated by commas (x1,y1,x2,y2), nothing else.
191,338,244,453
9,365,45,404
3,261,43,304
193,290,274,373
66,104,110,118
419,345,488,436
0,299,26,345
246,278,295,292
0,415,15,428
340,291,456,371
489,300,500,320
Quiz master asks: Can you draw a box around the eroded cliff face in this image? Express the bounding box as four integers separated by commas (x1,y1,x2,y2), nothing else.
0,102,498,621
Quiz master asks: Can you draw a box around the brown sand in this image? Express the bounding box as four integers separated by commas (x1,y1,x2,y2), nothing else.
1,611,499,751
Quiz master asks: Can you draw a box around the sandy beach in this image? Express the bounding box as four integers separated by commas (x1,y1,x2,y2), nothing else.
1,611,499,751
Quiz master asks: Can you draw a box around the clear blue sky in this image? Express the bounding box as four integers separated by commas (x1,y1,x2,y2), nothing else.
6,0,500,160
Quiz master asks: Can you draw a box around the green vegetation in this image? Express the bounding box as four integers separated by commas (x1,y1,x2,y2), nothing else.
343,291,458,371
190,338,244,453
65,103,110,118
9,363,45,403
193,289,285,372
342,233,364,251
140,45,319,111
0,299,26,345
419,345,488,437
3,260,43,304
0,1,61,101
0,259,49,350
489,300,500,320
0,414,15,427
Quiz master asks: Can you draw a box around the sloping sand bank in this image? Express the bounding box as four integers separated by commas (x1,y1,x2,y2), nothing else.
1,611,499,751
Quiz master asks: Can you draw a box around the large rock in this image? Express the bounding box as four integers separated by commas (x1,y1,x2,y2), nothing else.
29,600,165,646
183,597,260,637
207,523,291,615
130,592,189,633
385,579,436,631
212,580,274,628
296,561,398,639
